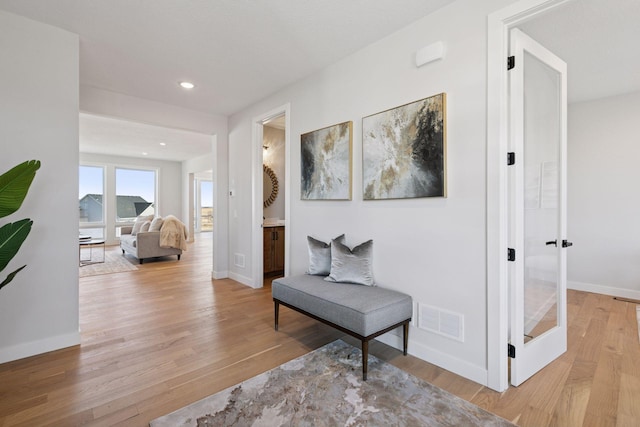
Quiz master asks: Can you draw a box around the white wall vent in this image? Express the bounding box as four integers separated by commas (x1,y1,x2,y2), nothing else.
418,303,464,342
234,253,245,268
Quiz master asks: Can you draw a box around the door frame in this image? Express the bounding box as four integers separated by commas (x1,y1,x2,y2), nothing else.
486,0,573,391
251,103,291,288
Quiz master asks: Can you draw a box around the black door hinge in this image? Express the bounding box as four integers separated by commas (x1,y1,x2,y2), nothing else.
507,56,515,70
507,152,515,165
508,248,516,262
508,343,516,358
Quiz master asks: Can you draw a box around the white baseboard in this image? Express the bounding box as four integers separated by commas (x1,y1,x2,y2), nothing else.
211,270,228,280
568,280,640,300
375,329,488,387
0,330,81,364
228,271,255,288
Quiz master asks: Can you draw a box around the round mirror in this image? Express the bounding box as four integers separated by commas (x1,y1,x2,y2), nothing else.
263,164,279,208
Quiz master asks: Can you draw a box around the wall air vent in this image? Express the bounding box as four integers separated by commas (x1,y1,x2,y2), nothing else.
234,253,245,268
417,303,464,342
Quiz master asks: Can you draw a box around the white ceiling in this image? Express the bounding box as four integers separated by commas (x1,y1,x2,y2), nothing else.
1,0,639,161
79,113,212,161
519,0,640,104
0,0,456,161
0,0,455,117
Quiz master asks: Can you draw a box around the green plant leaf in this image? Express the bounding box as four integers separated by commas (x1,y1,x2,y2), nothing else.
0,265,26,291
0,160,41,218
0,219,33,272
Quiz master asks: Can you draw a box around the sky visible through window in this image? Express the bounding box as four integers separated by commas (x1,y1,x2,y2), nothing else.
116,168,155,203
79,166,103,198
80,167,210,210
200,180,213,207
79,166,155,203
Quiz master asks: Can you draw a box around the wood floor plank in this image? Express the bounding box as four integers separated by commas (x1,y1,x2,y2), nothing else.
0,234,638,426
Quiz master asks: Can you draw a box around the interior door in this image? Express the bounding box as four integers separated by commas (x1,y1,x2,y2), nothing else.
508,28,569,386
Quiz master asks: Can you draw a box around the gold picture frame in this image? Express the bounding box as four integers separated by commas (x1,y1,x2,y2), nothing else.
362,93,447,200
300,121,352,200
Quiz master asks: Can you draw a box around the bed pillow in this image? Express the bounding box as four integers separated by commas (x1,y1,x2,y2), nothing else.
324,239,374,286
306,234,345,276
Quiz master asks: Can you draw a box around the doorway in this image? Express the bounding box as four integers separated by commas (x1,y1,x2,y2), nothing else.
262,114,286,279
251,104,291,289
486,0,573,392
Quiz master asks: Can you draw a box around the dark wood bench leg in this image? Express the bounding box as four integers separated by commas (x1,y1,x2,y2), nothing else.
274,300,279,331
403,321,409,356
362,340,368,381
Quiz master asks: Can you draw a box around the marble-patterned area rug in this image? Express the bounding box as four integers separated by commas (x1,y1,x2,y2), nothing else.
150,340,515,427
79,251,138,277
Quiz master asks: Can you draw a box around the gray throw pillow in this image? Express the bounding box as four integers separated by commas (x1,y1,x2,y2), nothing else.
306,234,345,276
325,239,374,286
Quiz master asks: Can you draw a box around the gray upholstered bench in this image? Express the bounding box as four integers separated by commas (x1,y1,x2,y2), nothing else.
272,274,412,380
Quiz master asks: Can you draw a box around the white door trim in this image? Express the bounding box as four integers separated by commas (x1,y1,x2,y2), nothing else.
486,0,573,392
251,103,291,288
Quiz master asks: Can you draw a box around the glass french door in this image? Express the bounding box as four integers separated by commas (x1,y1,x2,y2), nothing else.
508,28,569,386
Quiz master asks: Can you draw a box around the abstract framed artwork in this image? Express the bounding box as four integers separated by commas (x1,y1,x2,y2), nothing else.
362,93,446,200
301,121,352,200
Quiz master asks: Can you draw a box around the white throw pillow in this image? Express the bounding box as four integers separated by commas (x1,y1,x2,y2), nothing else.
131,215,154,235
149,216,164,232
140,220,151,233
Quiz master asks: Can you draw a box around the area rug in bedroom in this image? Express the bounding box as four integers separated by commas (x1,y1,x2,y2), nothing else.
150,340,515,427
79,251,138,277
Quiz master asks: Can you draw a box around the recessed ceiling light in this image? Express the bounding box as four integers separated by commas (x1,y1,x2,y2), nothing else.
159,142,166,146
179,81,195,89
142,152,148,156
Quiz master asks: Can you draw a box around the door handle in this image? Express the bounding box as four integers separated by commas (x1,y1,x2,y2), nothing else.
545,240,557,246
562,240,573,248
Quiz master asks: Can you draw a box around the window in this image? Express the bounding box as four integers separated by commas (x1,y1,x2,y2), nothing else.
115,168,156,222
79,165,105,238
198,180,213,232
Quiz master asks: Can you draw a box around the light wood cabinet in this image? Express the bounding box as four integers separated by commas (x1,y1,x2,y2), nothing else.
263,226,285,274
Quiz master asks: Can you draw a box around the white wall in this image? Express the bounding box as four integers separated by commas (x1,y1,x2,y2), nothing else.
79,153,183,245
80,86,225,135
227,0,515,384
0,11,80,363
263,126,285,220
567,90,640,299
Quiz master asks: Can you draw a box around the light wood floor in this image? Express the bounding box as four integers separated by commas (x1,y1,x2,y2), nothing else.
1,234,639,426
